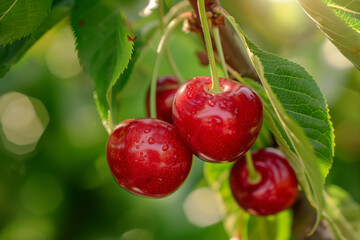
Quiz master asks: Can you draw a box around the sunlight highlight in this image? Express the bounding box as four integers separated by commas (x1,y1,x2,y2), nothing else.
321,39,353,69
183,187,224,227
0,92,49,155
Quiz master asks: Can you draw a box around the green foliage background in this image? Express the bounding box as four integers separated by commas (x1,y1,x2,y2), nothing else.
0,0,359,239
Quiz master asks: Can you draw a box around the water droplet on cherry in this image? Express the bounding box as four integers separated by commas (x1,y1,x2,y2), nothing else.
162,144,169,151
208,100,216,107
148,137,155,144
144,128,151,133
187,91,193,98
214,117,222,124
220,101,227,109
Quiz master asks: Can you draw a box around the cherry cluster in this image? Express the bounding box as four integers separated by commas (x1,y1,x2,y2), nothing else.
106,75,298,216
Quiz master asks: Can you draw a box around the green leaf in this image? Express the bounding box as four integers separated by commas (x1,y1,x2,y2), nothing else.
323,185,360,240
71,0,135,133
0,0,72,79
297,0,360,70
324,0,360,32
0,0,53,45
111,45,141,124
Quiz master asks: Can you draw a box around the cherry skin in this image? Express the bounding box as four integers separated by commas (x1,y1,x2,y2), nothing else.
106,118,193,198
172,76,263,163
146,76,179,124
230,148,298,216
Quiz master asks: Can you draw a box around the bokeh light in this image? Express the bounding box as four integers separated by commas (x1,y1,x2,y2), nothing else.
183,187,224,227
321,39,353,69
45,26,82,79
0,218,54,240
120,229,153,240
20,174,63,215
0,92,49,155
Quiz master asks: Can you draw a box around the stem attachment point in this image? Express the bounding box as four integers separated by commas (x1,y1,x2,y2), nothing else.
198,0,222,93
245,151,261,184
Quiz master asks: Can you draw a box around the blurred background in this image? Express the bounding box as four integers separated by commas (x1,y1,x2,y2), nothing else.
0,0,359,239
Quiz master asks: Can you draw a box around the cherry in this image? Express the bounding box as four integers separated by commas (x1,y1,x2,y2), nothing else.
172,76,263,163
106,118,193,198
146,76,179,124
230,148,298,216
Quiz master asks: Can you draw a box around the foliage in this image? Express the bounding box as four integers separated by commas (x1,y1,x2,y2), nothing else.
71,0,135,132
297,0,360,70
0,0,359,239
0,0,52,45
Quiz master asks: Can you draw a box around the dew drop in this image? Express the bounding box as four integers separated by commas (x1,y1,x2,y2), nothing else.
158,178,163,182
220,101,227,109
208,100,216,107
136,145,140,149
234,108,239,115
140,152,143,156
144,127,151,133
187,134,191,140
187,91,193,98
162,144,169,151
167,125,172,131
186,85,193,90
135,139,140,143
148,137,155,144
214,117,222,124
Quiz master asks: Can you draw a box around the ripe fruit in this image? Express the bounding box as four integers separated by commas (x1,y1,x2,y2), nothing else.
172,76,263,163
146,76,179,124
230,148,298,216
106,118,193,198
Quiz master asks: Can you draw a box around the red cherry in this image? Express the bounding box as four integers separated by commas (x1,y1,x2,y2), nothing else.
146,76,179,124
106,118,193,198
230,148,298,216
172,76,263,163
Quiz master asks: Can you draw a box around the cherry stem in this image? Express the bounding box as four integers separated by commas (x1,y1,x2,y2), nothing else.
105,91,114,134
159,0,186,84
198,0,222,93
150,13,190,118
226,63,245,84
245,151,261,184
213,27,229,79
